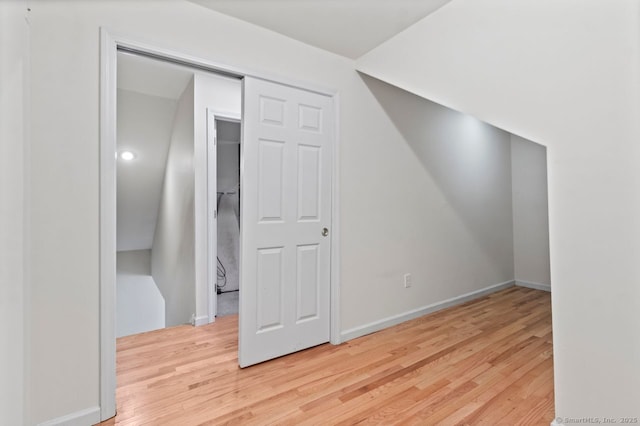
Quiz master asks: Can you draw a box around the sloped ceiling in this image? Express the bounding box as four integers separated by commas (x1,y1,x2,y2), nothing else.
117,89,177,252
117,53,194,252
187,0,453,59
118,52,194,100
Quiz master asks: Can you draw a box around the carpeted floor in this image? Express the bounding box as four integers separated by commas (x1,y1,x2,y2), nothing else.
217,291,239,317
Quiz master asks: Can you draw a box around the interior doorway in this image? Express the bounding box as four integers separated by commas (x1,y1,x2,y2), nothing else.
115,51,193,337
115,51,242,337
101,31,340,421
211,117,241,318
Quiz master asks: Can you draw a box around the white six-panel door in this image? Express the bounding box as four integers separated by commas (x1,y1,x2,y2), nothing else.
239,77,333,367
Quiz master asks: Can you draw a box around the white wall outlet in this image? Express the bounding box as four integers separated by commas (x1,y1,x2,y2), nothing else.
404,273,412,288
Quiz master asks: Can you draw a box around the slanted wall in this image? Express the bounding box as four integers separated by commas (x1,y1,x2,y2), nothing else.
152,78,196,327
357,0,640,417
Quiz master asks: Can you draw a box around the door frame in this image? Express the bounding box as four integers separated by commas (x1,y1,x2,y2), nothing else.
99,28,342,421
207,110,242,323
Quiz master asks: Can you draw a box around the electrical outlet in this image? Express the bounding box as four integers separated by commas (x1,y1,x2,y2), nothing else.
404,273,412,288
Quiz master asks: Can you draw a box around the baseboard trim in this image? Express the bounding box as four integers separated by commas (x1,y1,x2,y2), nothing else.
38,406,100,426
194,315,209,327
515,280,551,292
340,280,515,342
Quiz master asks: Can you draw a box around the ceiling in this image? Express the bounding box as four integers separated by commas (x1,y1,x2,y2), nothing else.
116,88,178,252
115,0,455,251
188,0,454,59
118,51,194,100
117,52,193,252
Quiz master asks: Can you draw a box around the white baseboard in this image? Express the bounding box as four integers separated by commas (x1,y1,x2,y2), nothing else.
340,280,515,342
38,406,100,426
515,280,551,292
194,315,209,326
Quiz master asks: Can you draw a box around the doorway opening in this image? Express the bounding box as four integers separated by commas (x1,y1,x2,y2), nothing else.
101,30,340,421
212,118,241,318
115,50,242,337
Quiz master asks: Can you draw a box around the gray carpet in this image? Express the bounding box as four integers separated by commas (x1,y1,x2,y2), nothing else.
217,291,239,317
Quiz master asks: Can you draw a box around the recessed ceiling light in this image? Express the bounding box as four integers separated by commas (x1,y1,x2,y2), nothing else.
120,151,136,161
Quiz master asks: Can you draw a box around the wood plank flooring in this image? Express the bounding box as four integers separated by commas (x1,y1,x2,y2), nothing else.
99,287,554,425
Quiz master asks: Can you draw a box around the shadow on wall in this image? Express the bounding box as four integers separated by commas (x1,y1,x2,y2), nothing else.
359,73,514,277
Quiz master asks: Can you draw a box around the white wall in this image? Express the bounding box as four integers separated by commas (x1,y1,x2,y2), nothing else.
117,89,177,252
345,75,514,331
116,250,165,337
0,1,28,425
511,135,550,288
217,143,240,193
27,0,520,422
193,73,241,322
152,78,196,328
357,0,640,418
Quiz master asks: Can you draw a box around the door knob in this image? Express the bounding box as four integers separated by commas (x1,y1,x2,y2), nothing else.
322,227,329,237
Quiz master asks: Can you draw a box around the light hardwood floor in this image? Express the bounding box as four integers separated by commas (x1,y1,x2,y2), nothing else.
100,287,554,425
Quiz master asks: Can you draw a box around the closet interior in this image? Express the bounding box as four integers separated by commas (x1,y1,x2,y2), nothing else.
215,119,241,316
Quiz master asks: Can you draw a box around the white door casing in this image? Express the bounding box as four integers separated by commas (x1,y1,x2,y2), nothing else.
239,77,333,367
207,110,242,323
207,109,218,322
101,29,341,419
